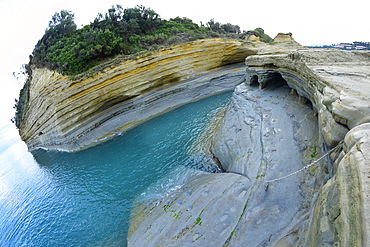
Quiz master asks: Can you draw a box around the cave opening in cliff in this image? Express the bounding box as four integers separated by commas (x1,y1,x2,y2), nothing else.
250,75,259,86
259,71,288,90
250,70,315,111
246,70,289,91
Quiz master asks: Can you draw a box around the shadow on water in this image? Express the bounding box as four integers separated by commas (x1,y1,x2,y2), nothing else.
28,91,233,246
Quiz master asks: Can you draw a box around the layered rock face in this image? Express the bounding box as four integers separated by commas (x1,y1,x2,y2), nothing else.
20,34,370,246
128,37,370,246
245,33,260,42
20,38,261,151
245,48,370,147
129,83,324,246
273,32,295,43
224,47,370,246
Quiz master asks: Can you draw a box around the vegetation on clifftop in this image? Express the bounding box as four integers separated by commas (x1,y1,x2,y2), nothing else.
13,4,272,128
30,5,261,75
246,28,273,43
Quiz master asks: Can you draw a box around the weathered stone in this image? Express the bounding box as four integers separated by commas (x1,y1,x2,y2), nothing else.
245,48,370,147
242,48,370,246
128,173,253,246
297,124,370,247
20,35,308,152
245,33,261,42
18,34,370,246
20,38,260,152
128,42,370,246
273,32,296,43
129,82,325,246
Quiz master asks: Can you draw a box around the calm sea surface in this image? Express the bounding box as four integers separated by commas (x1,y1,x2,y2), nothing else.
0,91,232,246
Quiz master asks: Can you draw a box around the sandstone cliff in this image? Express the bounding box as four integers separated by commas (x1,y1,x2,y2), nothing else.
20,36,304,152
245,48,370,147
19,34,370,246
223,47,370,246
20,38,261,151
128,36,370,246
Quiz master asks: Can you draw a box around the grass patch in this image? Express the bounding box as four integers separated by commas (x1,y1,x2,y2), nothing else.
194,217,202,226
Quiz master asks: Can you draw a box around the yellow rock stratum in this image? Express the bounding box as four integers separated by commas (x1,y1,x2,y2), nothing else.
20,38,265,151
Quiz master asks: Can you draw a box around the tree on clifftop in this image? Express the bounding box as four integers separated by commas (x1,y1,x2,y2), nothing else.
206,19,240,34
32,10,77,69
29,6,268,75
48,10,77,36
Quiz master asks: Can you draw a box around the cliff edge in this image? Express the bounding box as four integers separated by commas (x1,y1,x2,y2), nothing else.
17,34,370,246
128,36,370,246
18,37,300,152
18,38,254,151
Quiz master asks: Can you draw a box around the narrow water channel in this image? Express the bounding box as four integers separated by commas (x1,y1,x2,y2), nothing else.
0,91,232,246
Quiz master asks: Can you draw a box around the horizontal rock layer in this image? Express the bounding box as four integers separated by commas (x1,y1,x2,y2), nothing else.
20,38,263,151
128,43,370,246
245,48,370,147
129,83,324,246
20,34,370,246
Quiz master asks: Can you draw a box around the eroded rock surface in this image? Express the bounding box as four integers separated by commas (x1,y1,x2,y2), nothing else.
19,39,256,151
128,39,370,246
297,123,370,246
245,48,370,147
129,172,252,246
19,37,302,152
128,83,325,246
19,34,370,246
241,48,370,246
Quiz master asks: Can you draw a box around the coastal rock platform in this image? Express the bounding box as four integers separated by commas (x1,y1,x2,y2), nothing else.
18,34,370,246
128,83,323,246
129,40,370,246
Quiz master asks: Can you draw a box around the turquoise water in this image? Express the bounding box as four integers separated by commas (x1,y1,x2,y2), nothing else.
0,91,232,246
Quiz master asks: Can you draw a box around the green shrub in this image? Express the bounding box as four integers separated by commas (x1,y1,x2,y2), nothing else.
246,28,273,43
30,5,267,75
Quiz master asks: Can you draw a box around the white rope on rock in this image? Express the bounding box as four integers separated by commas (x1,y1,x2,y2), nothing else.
237,141,344,190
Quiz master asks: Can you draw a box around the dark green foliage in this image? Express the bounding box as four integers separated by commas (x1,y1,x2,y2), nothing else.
12,65,31,128
14,5,274,127
32,10,77,69
30,5,260,75
246,28,273,43
206,19,240,34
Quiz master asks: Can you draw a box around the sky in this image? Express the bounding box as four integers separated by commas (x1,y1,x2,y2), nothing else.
0,0,369,125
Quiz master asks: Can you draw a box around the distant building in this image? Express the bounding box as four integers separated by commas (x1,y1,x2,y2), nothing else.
311,42,369,50
333,44,346,48
355,46,367,50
